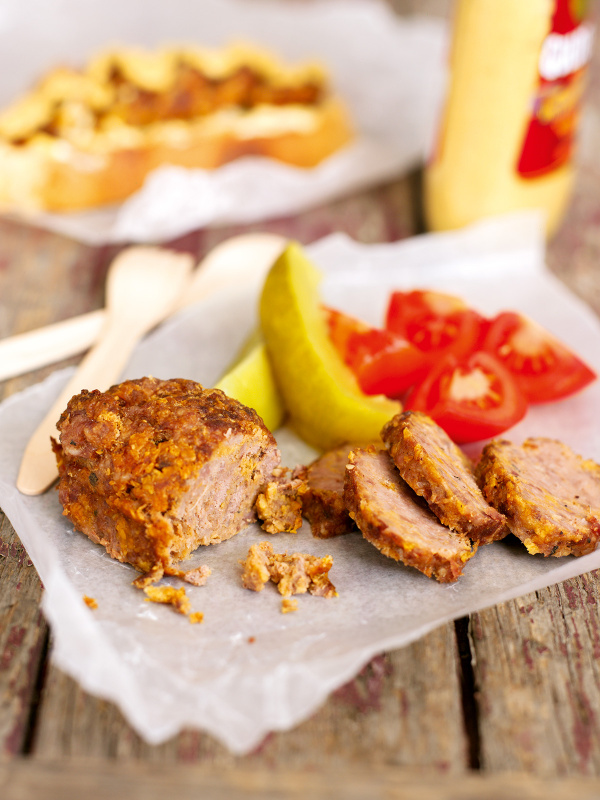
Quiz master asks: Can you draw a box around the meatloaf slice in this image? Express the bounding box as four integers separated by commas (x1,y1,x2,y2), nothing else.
382,411,508,545
344,447,476,583
477,438,600,557
302,444,358,538
52,377,280,578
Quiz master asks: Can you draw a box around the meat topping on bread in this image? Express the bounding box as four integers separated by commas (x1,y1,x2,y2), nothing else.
1,44,330,147
0,44,353,211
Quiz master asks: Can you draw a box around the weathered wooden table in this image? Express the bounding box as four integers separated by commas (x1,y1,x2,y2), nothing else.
2,2,600,797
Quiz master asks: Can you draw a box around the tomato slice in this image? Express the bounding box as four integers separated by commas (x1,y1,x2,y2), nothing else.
405,351,528,444
385,289,486,361
356,342,430,397
324,306,428,397
325,306,384,371
482,311,596,403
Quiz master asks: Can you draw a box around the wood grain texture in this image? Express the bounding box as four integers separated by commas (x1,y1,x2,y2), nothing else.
0,219,108,756
3,759,600,800
472,573,600,776
31,625,467,769
0,515,47,757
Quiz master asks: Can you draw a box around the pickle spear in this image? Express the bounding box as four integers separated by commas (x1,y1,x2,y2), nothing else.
259,241,400,450
216,337,285,433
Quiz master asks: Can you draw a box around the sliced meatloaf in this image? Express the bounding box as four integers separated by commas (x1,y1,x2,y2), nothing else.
52,377,280,579
477,437,600,557
301,443,358,538
344,447,477,583
382,410,508,545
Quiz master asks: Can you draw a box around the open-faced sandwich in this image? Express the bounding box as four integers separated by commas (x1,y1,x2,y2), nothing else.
0,42,353,211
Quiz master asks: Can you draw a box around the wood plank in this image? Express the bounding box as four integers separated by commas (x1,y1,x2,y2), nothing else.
0,220,102,757
0,219,113,401
0,513,47,756
546,150,600,318
31,624,468,769
471,573,600,775
0,219,116,757
3,759,600,800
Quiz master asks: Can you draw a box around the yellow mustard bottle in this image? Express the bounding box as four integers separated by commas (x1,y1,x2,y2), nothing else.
424,0,595,236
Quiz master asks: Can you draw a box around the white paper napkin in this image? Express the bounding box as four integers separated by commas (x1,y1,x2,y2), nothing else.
0,0,447,243
1,212,600,753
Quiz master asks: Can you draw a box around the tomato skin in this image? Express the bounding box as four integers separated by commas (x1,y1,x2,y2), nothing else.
356,344,428,397
325,306,371,371
405,351,528,444
385,289,486,361
325,306,428,397
482,311,596,403
386,289,470,323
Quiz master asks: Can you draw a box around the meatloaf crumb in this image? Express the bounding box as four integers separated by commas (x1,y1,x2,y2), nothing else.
344,447,477,583
241,541,272,591
255,466,308,534
144,584,203,622
382,411,508,545
281,598,299,614
477,437,600,557
301,444,358,538
164,564,212,586
132,565,165,589
52,377,280,577
132,562,211,589
144,585,192,616
241,541,337,597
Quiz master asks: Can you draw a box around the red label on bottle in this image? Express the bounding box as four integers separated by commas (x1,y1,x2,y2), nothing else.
517,0,594,178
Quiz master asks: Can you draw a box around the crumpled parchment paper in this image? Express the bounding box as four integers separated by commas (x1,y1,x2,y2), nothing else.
0,0,447,243
1,212,600,753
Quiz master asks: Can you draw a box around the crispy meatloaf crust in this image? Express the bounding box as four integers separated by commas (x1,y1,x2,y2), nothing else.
52,377,280,577
344,447,476,583
301,444,358,538
382,411,508,545
477,437,600,557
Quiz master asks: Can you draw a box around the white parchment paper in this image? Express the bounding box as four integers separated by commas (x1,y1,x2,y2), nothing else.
2,212,600,753
0,0,447,243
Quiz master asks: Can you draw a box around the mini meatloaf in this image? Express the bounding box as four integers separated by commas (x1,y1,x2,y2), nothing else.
301,444,358,538
382,411,508,545
477,437,600,557
344,447,476,583
52,377,280,578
